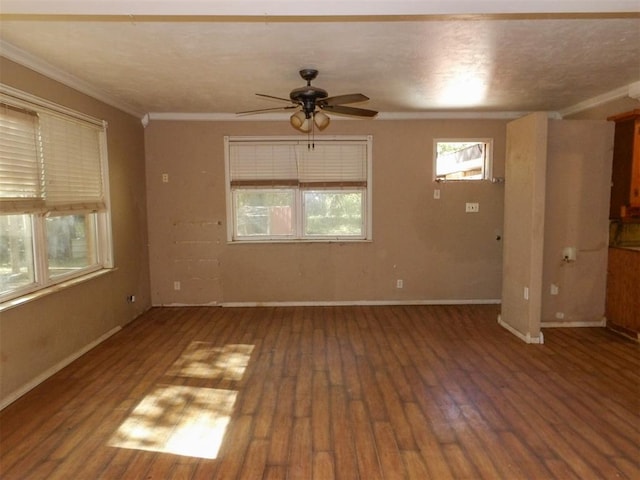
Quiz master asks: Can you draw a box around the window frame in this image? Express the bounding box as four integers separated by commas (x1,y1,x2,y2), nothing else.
433,138,493,182
225,135,373,243
0,84,113,305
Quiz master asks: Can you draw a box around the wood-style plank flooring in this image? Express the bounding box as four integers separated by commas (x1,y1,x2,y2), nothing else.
0,305,638,479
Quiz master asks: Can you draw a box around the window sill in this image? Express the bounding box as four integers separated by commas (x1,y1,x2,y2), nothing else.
228,238,373,245
0,268,116,314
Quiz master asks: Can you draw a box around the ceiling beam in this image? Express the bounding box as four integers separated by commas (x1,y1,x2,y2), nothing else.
1,0,638,16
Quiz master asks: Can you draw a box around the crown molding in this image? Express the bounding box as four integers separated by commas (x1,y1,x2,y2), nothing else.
1,40,144,118
559,81,640,117
148,110,532,123
628,81,640,100
377,111,533,120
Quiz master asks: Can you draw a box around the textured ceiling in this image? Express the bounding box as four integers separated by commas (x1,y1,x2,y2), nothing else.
1,4,639,118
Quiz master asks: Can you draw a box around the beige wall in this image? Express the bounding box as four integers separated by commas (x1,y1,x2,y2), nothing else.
542,120,614,324
0,59,150,407
145,118,508,305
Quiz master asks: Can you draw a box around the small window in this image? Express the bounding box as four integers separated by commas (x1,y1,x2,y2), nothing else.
225,136,372,242
434,139,492,181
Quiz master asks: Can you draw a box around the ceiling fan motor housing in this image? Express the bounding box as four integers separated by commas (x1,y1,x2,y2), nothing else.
290,85,328,117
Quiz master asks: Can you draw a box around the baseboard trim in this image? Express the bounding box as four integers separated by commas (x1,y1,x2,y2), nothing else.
153,301,219,307
541,318,607,328
605,321,640,342
221,299,501,308
497,314,544,344
0,325,122,411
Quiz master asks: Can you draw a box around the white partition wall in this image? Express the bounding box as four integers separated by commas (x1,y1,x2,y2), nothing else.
500,112,548,343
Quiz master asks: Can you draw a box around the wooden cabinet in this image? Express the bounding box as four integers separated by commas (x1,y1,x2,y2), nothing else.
606,247,640,338
608,109,640,218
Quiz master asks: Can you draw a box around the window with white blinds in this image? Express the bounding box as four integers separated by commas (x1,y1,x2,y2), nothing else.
225,136,372,242
0,85,112,304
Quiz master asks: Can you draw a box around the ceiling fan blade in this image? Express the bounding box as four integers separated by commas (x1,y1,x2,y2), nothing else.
321,93,369,106
256,93,294,103
322,105,378,117
236,105,298,115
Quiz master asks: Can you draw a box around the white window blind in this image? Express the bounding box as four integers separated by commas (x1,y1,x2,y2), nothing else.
0,104,44,212
229,143,298,184
297,143,367,184
229,140,368,186
0,102,106,214
40,113,105,211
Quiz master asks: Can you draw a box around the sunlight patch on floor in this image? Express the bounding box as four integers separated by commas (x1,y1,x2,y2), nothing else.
167,342,254,381
108,385,237,459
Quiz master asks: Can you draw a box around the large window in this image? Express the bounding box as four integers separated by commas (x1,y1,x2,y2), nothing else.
0,85,112,303
434,139,493,181
225,136,372,242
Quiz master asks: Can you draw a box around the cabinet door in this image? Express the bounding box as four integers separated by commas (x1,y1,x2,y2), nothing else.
609,119,634,217
631,119,640,207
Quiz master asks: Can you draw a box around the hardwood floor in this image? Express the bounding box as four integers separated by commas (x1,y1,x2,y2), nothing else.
0,305,638,479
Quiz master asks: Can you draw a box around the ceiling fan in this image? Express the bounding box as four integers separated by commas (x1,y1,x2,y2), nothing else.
237,68,378,132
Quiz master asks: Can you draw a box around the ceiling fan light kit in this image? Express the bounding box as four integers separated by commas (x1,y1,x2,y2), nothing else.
290,110,311,132
313,110,330,130
290,109,330,132
238,68,377,132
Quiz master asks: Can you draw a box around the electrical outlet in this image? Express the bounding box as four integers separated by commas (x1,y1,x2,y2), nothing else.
550,284,559,295
173,281,181,291
562,246,576,262
162,173,169,183
465,202,479,213
396,279,403,289
434,189,440,199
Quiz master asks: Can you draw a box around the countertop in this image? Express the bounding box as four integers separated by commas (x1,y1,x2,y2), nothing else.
610,245,640,252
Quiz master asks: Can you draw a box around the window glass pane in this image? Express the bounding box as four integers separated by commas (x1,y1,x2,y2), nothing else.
46,213,97,278
0,214,35,294
436,141,487,180
304,190,363,236
234,189,294,237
